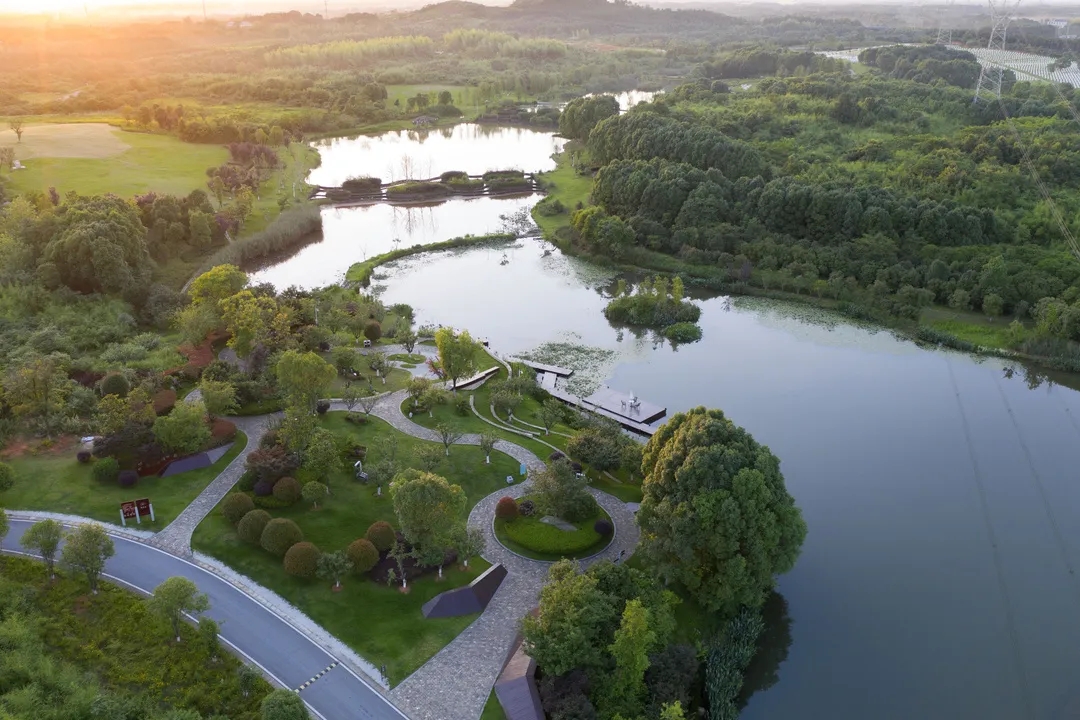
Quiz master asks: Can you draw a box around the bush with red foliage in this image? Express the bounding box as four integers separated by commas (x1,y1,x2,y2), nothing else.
594,519,614,537
118,470,139,488
495,496,519,520
210,419,237,444
77,450,92,464
245,445,298,482
152,388,177,416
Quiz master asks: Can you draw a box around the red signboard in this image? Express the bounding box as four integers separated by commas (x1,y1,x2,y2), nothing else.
120,501,137,519
135,498,152,517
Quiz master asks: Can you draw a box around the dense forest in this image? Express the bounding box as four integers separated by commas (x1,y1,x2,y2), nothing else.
552,46,1080,369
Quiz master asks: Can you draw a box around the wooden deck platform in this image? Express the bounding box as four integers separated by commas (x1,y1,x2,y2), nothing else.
584,386,667,425
545,382,660,437
455,366,500,390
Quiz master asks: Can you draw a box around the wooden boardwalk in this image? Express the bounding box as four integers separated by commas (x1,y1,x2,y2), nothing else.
509,358,573,377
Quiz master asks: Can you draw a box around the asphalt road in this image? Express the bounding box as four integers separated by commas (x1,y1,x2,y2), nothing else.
1,518,409,720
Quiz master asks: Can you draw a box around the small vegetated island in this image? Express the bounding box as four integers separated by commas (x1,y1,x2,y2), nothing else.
603,274,703,343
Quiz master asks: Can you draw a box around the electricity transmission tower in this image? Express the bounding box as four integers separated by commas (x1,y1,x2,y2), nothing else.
935,0,955,45
973,0,1022,102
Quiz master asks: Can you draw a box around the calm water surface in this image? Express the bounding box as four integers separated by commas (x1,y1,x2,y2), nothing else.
251,125,1080,718
373,237,1080,720
307,124,565,186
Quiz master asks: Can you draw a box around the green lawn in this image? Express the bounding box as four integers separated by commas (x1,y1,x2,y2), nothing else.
2,125,229,198
494,499,611,562
192,412,523,684
481,690,508,720
3,433,247,528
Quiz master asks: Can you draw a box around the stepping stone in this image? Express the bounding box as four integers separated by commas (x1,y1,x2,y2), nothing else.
539,516,576,532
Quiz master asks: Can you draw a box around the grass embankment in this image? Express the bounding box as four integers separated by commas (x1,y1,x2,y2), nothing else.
3,432,246,528
344,233,515,285
0,556,271,720
0,123,229,197
192,412,519,684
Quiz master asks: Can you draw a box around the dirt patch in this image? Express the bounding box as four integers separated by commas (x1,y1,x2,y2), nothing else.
1,434,80,460
0,123,131,160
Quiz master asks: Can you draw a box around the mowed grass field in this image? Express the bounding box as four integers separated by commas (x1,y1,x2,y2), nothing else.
0,123,228,197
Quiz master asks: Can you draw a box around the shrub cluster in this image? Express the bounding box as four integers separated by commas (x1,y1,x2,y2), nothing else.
237,509,272,544
283,541,321,579
272,476,303,505
261,518,304,557
365,521,395,552
495,496,519,520
347,538,380,574
92,457,120,484
222,493,255,525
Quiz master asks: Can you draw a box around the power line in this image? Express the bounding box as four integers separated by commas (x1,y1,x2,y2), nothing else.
945,358,1035,719
974,0,1023,102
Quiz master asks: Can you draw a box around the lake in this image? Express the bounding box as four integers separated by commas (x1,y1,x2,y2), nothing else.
374,236,1080,720
307,123,565,186
251,125,1080,719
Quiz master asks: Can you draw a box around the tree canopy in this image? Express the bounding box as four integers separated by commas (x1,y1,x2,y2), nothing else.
41,195,152,296
637,407,806,616
389,468,466,553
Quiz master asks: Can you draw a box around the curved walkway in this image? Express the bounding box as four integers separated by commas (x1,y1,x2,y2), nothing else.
49,387,640,720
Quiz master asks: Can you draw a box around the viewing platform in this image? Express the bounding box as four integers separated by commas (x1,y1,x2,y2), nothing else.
541,375,663,437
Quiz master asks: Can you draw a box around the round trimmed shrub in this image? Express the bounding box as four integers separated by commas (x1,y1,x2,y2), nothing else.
253,479,276,497
76,450,92,464
570,461,583,474
273,476,302,505
92,457,120,484
548,451,566,462
594,519,614,537
495,496,519,520
99,372,130,398
237,509,272,544
364,320,382,342
118,470,139,488
365,521,395,552
261,518,304,557
518,499,536,517
347,538,379,574
283,542,321,579
316,399,331,415
222,493,255,525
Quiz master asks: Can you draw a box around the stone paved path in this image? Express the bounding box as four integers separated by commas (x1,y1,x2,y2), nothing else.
150,415,275,556
153,387,640,720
